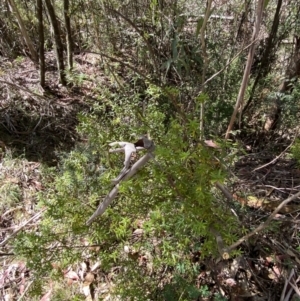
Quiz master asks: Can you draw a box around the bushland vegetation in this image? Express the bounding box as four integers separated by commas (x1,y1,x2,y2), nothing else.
1,0,300,300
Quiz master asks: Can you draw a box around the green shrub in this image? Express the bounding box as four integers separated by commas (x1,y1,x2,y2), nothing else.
291,139,300,166
14,92,239,300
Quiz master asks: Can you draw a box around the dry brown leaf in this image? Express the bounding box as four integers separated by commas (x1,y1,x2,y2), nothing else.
39,283,53,301
132,228,144,235
224,278,237,287
28,179,43,190
83,272,95,285
82,286,91,298
64,270,80,282
39,290,52,301
204,140,220,148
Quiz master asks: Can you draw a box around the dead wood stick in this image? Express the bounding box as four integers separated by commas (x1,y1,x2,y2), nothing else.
0,79,48,100
0,208,46,247
215,182,234,201
226,191,300,253
86,152,153,225
253,134,298,172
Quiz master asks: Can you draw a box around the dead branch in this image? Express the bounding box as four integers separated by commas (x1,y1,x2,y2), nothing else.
86,138,155,225
226,191,300,254
253,134,298,171
0,209,46,247
0,79,48,100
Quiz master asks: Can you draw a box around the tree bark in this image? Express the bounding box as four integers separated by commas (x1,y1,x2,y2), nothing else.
279,35,300,93
64,0,73,70
0,19,13,57
199,0,213,139
7,0,38,63
262,34,300,131
242,0,283,114
37,0,45,87
44,0,67,86
225,0,264,139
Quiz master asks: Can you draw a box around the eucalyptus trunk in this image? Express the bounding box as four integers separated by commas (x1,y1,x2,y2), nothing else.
199,0,213,139
225,0,264,139
64,0,73,70
7,0,38,63
242,0,283,115
44,0,67,86
37,0,45,87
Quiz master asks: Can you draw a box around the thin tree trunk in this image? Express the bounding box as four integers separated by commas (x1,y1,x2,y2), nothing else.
64,0,73,70
0,19,13,57
44,0,66,86
242,0,282,115
199,0,213,139
262,34,300,131
37,0,45,87
263,35,300,131
225,0,264,139
7,0,38,63
279,35,300,93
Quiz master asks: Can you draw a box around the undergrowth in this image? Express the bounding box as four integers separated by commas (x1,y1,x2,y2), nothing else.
13,89,240,300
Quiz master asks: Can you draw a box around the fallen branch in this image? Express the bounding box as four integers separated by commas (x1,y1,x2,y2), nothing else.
86,138,155,225
225,191,300,254
0,79,48,101
0,208,46,247
215,182,234,201
280,268,295,301
253,134,298,171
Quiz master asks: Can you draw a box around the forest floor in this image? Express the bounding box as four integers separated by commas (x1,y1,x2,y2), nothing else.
1,54,300,301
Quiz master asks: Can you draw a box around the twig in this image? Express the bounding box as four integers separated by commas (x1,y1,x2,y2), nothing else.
1,206,23,219
32,116,43,132
0,80,48,101
226,191,300,253
257,185,300,192
288,278,300,300
84,51,159,86
0,252,14,256
199,38,259,89
215,182,234,201
0,209,46,247
280,269,295,301
86,138,155,225
253,135,298,172
17,280,34,301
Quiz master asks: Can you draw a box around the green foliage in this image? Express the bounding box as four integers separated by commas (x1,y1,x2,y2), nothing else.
0,182,21,208
279,82,300,128
14,88,240,299
0,155,23,209
264,0,271,9
65,69,90,86
214,293,229,301
291,139,300,166
3,0,300,299
51,288,85,301
162,276,205,300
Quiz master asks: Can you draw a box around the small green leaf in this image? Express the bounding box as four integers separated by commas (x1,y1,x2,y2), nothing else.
195,93,209,104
